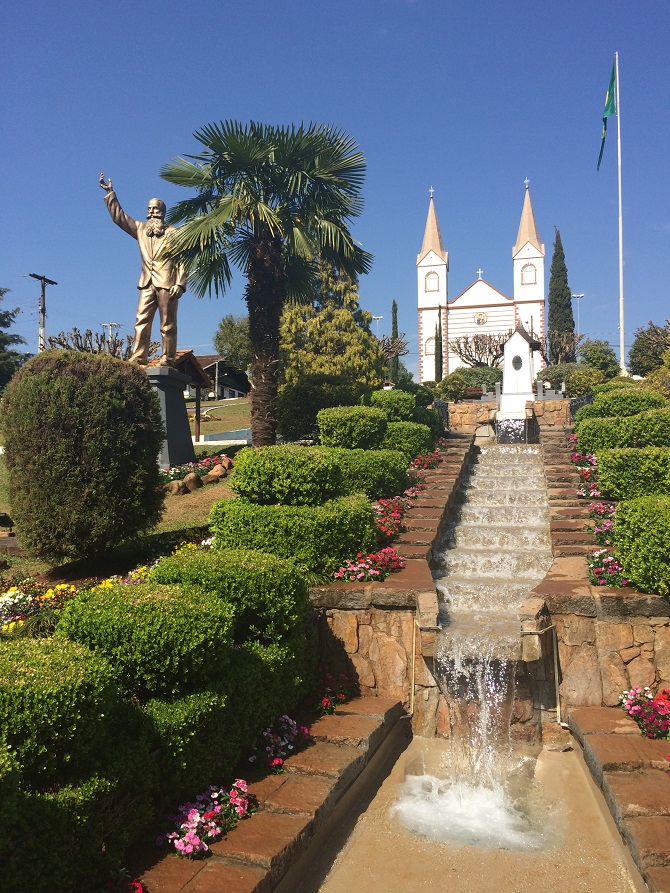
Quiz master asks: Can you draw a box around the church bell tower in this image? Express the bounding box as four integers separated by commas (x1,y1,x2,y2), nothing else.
417,190,448,383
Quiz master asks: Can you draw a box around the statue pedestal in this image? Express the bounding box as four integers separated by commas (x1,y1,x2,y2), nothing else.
147,367,196,469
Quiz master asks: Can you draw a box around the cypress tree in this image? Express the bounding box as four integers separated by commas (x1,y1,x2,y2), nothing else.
435,316,443,382
547,228,575,364
388,299,399,382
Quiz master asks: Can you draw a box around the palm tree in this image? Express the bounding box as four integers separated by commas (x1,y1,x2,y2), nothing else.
160,120,373,446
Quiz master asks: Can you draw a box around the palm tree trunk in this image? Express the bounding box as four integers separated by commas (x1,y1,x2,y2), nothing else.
246,236,285,446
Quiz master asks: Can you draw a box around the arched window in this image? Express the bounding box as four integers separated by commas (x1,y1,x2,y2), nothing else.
425,271,439,292
521,263,536,285
424,337,436,356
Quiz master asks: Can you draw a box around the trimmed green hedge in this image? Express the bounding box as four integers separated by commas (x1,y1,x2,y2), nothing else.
576,408,670,453
615,497,670,596
277,374,364,442
590,388,667,418
368,389,415,421
331,448,409,498
208,496,377,576
598,447,670,499
228,445,343,505
317,405,387,449
56,583,236,699
592,377,638,394
381,421,433,460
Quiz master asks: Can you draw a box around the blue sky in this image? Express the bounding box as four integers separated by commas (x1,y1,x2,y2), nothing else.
2,0,669,376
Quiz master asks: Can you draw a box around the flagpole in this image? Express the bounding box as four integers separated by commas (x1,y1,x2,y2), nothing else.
615,51,625,373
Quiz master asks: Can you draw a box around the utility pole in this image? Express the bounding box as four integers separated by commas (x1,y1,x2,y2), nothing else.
101,321,121,350
29,273,58,351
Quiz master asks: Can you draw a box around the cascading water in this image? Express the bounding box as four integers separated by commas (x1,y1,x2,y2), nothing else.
392,444,555,848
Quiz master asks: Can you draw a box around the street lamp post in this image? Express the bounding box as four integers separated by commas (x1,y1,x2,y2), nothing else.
372,315,383,339
571,294,584,337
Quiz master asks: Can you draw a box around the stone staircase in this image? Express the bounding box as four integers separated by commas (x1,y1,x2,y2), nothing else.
540,428,595,558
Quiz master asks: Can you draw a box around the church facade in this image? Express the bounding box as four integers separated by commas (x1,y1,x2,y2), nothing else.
417,183,546,383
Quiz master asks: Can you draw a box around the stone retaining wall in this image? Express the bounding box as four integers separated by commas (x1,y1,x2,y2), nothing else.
447,399,570,434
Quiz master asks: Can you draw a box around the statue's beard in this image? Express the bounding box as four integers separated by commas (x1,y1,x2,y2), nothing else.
145,219,166,237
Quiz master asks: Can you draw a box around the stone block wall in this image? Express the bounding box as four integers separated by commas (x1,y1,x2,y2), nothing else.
446,399,570,434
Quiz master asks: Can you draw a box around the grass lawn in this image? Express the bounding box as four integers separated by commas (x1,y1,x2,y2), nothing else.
189,397,250,438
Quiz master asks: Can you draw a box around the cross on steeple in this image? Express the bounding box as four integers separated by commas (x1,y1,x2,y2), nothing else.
477,268,483,280
429,186,434,198
524,177,530,189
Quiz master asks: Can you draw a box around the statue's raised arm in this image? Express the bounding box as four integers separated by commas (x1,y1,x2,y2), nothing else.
99,173,113,193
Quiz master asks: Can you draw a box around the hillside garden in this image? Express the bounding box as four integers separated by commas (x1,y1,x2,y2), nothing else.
0,353,444,891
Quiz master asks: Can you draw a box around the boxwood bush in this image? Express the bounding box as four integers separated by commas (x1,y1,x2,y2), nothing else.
330,447,409,498
591,388,667,418
368,388,416,421
0,350,164,562
598,447,670,499
209,496,377,576
228,444,343,505
412,405,445,439
614,496,670,595
317,405,387,449
576,408,670,453
381,421,433,460
56,583,236,700
277,374,364,442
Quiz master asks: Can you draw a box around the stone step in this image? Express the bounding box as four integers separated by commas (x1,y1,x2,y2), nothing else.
551,517,593,531
553,544,593,557
550,530,595,547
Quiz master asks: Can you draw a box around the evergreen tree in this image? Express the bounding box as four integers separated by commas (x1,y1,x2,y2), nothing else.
0,288,30,391
628,320,670,377
547,228,575,364
434,317,443,382
579,339,620,379
213,314,251,370
388,300,399,382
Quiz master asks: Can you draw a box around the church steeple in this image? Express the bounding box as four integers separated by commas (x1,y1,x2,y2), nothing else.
513,179,544,257
417,192,448,264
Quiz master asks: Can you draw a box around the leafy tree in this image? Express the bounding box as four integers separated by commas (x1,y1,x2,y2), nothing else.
628,320,670,377
161,120,372,446
387,300,399,383
434,318,443,382
0,288,30,390
547,228,575,364
580,339,620,380
279,264,383,388
213,314,251,370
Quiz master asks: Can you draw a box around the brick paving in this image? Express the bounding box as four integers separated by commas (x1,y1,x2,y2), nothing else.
133,698,405,893
570,706,670,893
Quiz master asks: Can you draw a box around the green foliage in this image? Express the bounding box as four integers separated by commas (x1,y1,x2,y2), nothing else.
563,365,605,397
411,405,445,439
591,377,638,394
229,445,343,505
0,287,30,391
451,366,502,391
647,348,670,398
628,320,670,377
278,373,364,441
580,339,620,379
409,384,435,407
615,497,670,596
598,448,670,499
56,583,235,700
381,421,432,460
576,408,670,453
573,403,603,423
213,313,251,370
435,372,468,402
208,495,377,576
537,362,579,390
369,388,416,421
593,388,667,417
388,299,400,382
0,637,124,788
331,448,409,498
547,228,575,363
317,405,387,449
0,351,164,562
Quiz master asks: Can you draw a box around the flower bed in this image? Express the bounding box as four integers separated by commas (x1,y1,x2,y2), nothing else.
620,686,670,738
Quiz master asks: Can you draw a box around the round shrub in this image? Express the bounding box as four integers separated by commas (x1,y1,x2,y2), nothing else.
317,405,387,449
0,351,164,563
564,366,605,397
615,496,670,595
537,362,579,390
592,387,667,418
592,377,638,395
381,421,433,460
574,403,602,424
0,637,123,787
451,366,502,392
56,583,235,700
277,374,364,442
330,448,409,498
412,405,445,439
576,408,670,453
597,447,670,500
368,389,416,421
228,445,343,505
435,372,468,403
208,496,377,577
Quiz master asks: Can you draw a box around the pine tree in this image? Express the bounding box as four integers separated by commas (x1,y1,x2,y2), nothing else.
0,288,29,391
388,300,399,382
434,316,443,381
547,228,575,364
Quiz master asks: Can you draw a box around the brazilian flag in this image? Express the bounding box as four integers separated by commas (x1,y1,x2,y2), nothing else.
597,60,617,170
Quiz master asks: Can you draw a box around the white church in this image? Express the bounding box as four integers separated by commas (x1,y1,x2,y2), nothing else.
417,182,546,383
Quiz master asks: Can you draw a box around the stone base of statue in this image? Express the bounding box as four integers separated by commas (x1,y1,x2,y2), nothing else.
147,367,196,469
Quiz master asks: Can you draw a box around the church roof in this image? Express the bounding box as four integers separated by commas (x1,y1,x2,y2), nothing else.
513,184,544,257
417,196,449,265
450,278,512,304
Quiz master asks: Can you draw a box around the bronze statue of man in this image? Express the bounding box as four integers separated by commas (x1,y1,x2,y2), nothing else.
99,174,187,367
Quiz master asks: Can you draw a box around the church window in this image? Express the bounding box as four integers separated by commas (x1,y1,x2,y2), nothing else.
521,264,536,285
424,337,436,356
425,271,439,292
